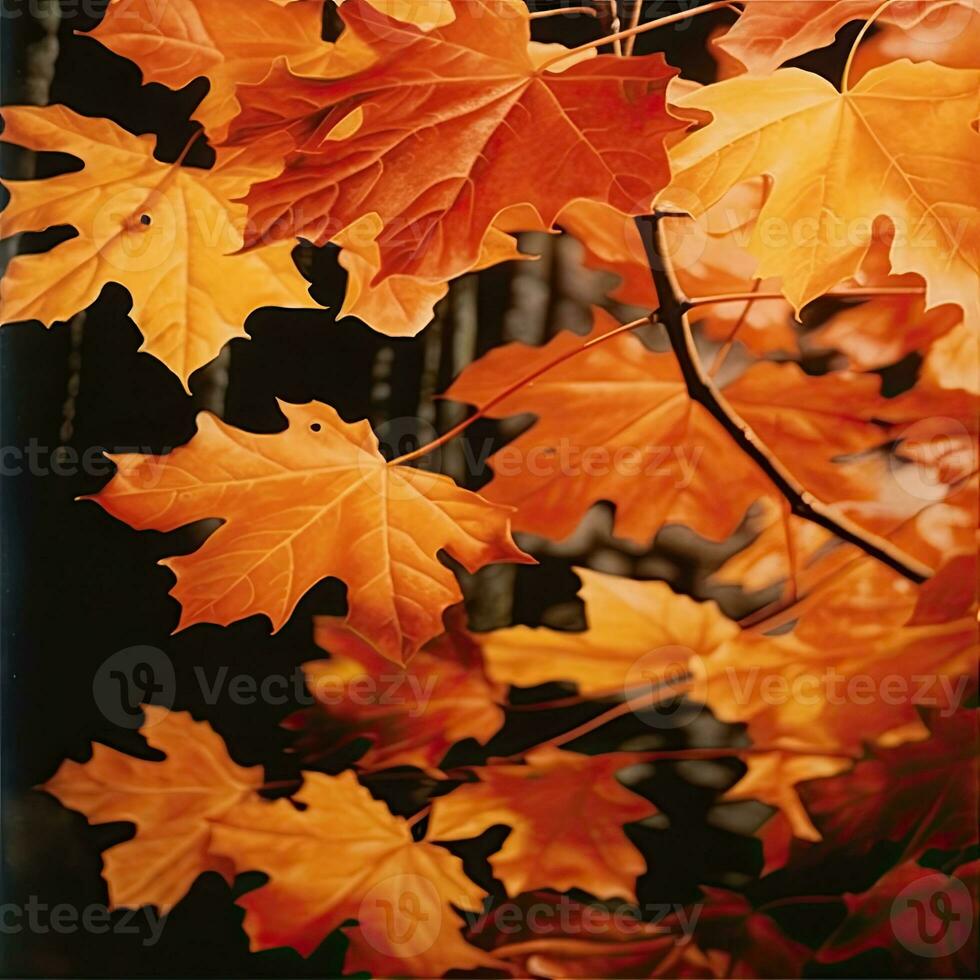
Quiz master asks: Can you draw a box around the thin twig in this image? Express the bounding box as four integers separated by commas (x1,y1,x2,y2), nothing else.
638,212,931,585
624,0,644,56
537,0,731,70
687,286,925,307
529,6,598,19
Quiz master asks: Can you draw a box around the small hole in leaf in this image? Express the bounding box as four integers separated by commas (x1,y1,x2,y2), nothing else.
140,214,152,226
310,423,321,432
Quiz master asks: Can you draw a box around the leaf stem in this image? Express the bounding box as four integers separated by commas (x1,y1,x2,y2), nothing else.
688,285,925,307
537,0,732,71
528,6,598,19
842,0,899,92
639,213,931,585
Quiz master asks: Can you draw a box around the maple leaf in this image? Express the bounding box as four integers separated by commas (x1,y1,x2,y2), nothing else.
715,1,976,75
0,106,320,388
446,310,897,544
723,751,851,842
698,612,974,758
662,62,980,330
285,607,505,771
229,0,683,286
798,709,979,863
817,859,978,973
209,770,497,973
40,707,262,912
429,748,656,901
333,211,526,336
479,565,738,696
465,890,700,979
691,888,815,980
84,0,341,140
87,400,531,661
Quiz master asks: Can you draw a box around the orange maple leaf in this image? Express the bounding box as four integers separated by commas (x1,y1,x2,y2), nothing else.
445,310,897,544
87,401,531,661
84,0,342,140
286,608,505,771
429,748,656,901
229,0,683,285
714,1,975,75
209,770,497,972
40,707,262,912
0,106,321,388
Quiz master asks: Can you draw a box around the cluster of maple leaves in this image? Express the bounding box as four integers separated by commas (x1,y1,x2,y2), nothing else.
2,0,978,977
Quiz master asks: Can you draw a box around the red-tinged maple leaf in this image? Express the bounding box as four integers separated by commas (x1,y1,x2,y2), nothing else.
0,106,321,388
429,748,656,901
84,0,343,140
691,888,815,980
209,770,498,973
714,1,976,75
39,707,262,912
799,709,978,863
87,401,531,661
445,310,897,545
464,890,703,979
817,859,978,975
284,607,505,771
228,0,683,286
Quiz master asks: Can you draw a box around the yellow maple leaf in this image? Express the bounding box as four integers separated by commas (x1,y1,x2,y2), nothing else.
0,106,321,388
662,61,980,331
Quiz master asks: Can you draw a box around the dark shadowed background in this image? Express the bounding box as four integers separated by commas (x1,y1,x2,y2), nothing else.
1,2,916,977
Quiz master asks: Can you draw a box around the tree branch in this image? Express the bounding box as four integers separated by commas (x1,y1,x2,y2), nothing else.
637,212,931,585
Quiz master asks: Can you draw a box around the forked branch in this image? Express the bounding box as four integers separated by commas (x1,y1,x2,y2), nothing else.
637,212,931,585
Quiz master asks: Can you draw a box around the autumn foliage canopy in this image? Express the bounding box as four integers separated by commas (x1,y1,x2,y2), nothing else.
2,0,978,977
